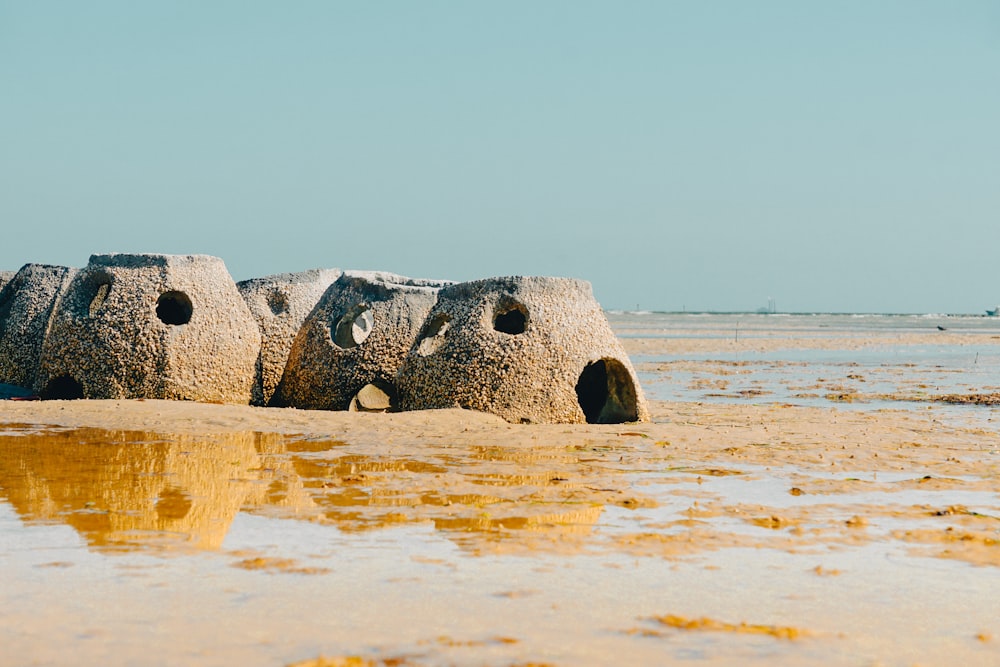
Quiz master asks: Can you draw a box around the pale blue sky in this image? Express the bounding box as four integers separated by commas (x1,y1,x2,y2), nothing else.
2,2,999,313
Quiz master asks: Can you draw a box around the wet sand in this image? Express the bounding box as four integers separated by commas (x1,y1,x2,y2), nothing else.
1,327,999,666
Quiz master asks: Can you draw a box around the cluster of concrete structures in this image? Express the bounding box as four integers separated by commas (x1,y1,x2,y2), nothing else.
0,254,648,424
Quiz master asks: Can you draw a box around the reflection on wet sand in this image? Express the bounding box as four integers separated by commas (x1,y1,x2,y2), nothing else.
3,417,997,565
0,427,314,551
261,441,611,550
0,426,612,554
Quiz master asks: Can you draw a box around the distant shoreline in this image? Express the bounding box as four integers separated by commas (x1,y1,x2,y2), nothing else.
607,309,1000,317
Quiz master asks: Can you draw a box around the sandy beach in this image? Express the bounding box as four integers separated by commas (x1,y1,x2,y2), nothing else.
6,1,999,664
1,316,999,666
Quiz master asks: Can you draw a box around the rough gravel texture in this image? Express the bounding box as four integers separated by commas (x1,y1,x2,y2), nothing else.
238,268,342,406
397,276,649,424
39,253,260,403
276,271,452,411
0,264,77,390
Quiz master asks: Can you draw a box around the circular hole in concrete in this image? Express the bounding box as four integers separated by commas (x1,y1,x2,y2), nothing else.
417,313,452,356
334,304,374,349
267,289,289,316
575,358,639,424
494,303,527,335
156,291,193,325
42,375,84,400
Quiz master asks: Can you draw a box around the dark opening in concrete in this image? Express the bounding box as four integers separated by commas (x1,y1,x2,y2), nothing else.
267,289,289,316
156,291,193,325
334,304,374,349
349,382,396,413
417,313,451,356
87,278,112,318
0,282,14,334
0,280,14,313
43,375,84,400
493,303,527,335
575,358,639,424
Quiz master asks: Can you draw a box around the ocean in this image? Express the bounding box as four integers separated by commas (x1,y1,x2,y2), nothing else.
609,311,1000,423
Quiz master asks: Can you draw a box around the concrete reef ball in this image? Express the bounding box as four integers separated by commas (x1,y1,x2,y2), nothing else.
397,276,650,424
0,271,13,292
237,268,342,406
39,253,261,403
276,271,453,411
0,264,77,391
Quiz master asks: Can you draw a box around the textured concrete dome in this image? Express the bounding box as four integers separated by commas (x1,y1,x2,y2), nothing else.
238,268,342,406
0,271,13,292
0,263,78,391
39,253,260,403
276,271,453,411
397,276,649,424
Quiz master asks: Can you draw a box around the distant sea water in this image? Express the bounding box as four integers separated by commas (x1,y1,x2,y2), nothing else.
606,310,1000,337
607,312,1000,424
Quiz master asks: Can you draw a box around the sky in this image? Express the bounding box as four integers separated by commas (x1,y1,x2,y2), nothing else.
2,1,999,314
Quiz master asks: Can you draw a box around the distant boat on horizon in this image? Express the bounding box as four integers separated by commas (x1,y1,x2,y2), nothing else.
987,306,999,317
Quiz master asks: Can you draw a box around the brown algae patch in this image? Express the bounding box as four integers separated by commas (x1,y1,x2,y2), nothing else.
613,527,762,559
286,657,414,667
751,514,797,530
232,556,331,575
644,613,811,640
929,392,1000,406
892,527,1000,567
285,635,530,667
